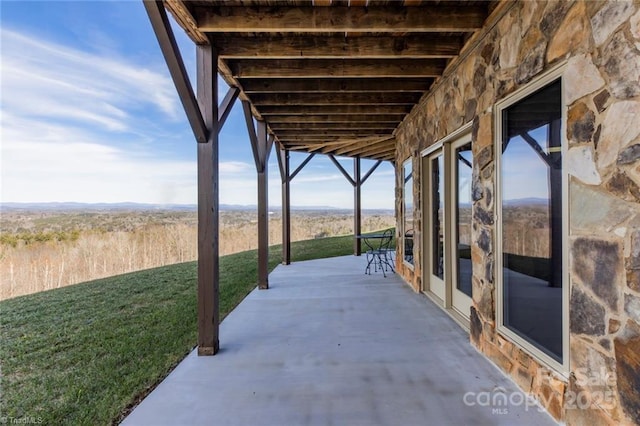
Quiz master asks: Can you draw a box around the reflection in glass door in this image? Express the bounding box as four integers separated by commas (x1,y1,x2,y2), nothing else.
421,128,474,323
500,80,563,362
451,138,473,317
427,152,445,301
403,160,414,265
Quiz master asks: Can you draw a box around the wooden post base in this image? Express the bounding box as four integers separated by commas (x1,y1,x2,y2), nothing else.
198,342,219,356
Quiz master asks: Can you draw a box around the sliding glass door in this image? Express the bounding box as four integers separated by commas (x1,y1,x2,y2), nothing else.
421,127,474,321
451,136,473,317
425,151,445,301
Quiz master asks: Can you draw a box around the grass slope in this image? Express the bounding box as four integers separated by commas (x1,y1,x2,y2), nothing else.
0,234,364,425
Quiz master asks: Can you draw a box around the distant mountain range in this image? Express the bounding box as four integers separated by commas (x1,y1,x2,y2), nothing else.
1,199,543,212
0,202,393,213
0,202,199,212
503,197,549,206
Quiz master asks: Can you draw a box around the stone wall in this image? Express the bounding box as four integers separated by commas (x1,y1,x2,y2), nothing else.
394,1,640,424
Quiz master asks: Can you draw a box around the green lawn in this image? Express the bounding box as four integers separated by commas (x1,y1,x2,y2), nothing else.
0,234,368,425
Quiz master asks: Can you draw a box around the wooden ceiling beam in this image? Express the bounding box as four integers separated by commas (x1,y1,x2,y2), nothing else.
336,138,395,157
258,105,411,115
165,0,208,44
285,144,389,162
272,136,365,144
194,6,487,33
325,142,396,161
296,140,357,152
344,145,396,160
269,122,397,130
286,144,336,155
373,149,396,162
250,92,421,106
265,114,404,123
241,78,432,93
285,135,391,147
365,139,396,155
281,139,344,147
275,129,392,137
322,139,382,156
229,59,446,78
214,34,462,58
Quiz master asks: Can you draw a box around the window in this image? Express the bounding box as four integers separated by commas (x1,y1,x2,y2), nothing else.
403,159,414,265
497,76,566,368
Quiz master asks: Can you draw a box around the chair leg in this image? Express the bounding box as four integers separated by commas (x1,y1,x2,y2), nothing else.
365,252,374,275
365,250,394,277
377,253,386,277
387,252,395,273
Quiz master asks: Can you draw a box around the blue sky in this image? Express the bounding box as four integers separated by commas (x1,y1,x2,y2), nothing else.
0,1,395,209
502,125,553,201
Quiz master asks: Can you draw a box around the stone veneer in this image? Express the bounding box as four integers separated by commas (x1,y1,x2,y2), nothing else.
394,1,640,424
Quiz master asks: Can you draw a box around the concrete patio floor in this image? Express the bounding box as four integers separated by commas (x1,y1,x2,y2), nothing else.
122,255,557,426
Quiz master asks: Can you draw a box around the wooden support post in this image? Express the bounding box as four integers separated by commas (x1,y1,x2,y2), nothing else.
354,157,362,256
244,105,273,289
196,43,219,356
327,156,384,256
146,1,241,357
273,150,315,265
257,120,270,289
276,145,291,265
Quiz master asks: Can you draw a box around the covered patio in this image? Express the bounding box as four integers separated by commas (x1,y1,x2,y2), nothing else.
141,0,640,424
123,255,556,425
143,0,497,357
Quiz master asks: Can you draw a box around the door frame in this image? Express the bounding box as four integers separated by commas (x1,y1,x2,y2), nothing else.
420,122,473,328
448,131,473,320
421,146,446,303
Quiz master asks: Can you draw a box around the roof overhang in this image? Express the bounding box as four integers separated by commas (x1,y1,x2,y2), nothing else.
164,0,498,161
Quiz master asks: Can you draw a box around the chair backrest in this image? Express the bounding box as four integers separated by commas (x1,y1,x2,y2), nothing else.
404,229,414,254
379,229,393,251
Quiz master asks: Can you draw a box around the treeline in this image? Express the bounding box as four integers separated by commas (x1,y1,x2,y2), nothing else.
0,212,395,300
1,224,197,301
1,230,81,247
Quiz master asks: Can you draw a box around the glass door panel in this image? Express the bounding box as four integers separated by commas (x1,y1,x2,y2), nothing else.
451,138,473,317
428,152,445,301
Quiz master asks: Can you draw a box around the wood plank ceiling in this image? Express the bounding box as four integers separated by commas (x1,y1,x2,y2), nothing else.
165,0,494,162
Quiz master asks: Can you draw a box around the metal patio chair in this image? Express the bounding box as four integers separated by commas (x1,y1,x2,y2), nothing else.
365,229,395,277
404,229,414,264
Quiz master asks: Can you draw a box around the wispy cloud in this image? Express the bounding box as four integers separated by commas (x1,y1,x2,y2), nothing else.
294,173,345,184
220,161,253,174
0,28,179,132
1,112,194,203
0,25,395,209
0,27,191,203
